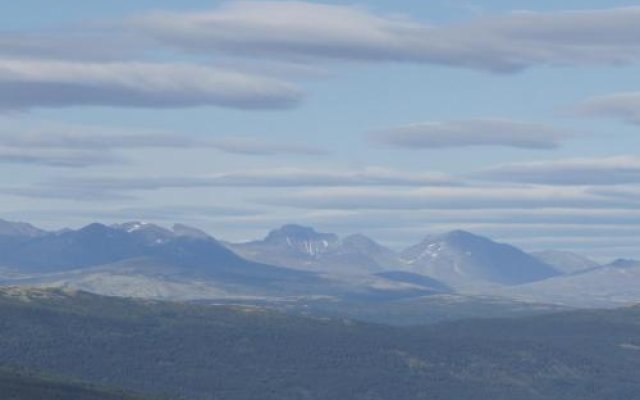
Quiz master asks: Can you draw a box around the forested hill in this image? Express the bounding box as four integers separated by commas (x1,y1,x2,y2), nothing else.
1,287,640,400
0,366,151,400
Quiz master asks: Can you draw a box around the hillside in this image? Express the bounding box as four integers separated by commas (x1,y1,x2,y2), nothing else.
1,287,639,400
0,366,149,400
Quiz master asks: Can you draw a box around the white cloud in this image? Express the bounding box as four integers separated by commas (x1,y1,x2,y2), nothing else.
370,118,572,149
0,59,302,110
130,3,640,72
478,156,640,185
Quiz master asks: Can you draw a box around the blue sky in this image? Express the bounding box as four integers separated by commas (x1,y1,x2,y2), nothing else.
2,1,640,260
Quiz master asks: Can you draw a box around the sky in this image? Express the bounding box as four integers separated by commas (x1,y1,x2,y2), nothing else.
2,1,640,260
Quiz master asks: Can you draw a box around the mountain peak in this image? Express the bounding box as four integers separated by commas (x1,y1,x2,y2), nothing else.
260,224,339,257
172,223,211,239
434,230,487,244
265,224,338,243
112,221,169,234
113,221,150,232
0,218,47,237
78,222,111,234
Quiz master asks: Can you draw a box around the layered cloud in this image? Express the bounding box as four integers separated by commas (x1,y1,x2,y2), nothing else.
0,147,119,168
370,118,573,149
572,92,640,124
130,2,640,72
0,119,323,167
207,137,326,156
0,31,143,61
478,156,640,185
42,167,456,192
265,185,640,210
0,59,302,110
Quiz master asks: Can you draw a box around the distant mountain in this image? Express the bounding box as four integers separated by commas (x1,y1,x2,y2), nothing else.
0,221,437,302
261,224,340,256
0,219,48,258
605,258,640,269
0,222,274,273
230,224,401,275
0,218,46,238
496,258,640,307
531,250,600,274
374,271,452,294
2,218,639,309
0,222,327,299
400,230,560,289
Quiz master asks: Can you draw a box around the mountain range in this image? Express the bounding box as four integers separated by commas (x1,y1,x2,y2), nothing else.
0,217,638,315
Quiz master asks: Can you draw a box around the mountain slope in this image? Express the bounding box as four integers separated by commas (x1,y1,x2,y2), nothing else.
0,367,150,400
531,250,600,274
400,230,560,289
0,219,46,238
497,258,640,307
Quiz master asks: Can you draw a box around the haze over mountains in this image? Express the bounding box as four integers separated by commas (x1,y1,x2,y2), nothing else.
0,217,638,312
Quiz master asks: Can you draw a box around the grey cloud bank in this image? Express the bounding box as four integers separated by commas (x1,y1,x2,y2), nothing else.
573,92,640,124
478,156,640,185
370,118,572,149
0,59,303,110
130,2,640,72
43,167,457,192
266,186,640,211
0,119,323,167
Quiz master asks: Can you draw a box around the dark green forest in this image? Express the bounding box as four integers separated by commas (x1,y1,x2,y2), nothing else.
1,287,640,399
0,366,150,400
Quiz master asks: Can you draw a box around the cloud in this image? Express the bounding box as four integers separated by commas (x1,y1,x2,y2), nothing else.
129,2,640,72
572,92,640,124
370,118,573,149
44,167,456,192
0,31,144,61
17,205,265,221
0,185,133,201
0,147,120,167
207,137,327,156
0,118,324,167
265,185,640,210
0,59,302,110
478,156,640,185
